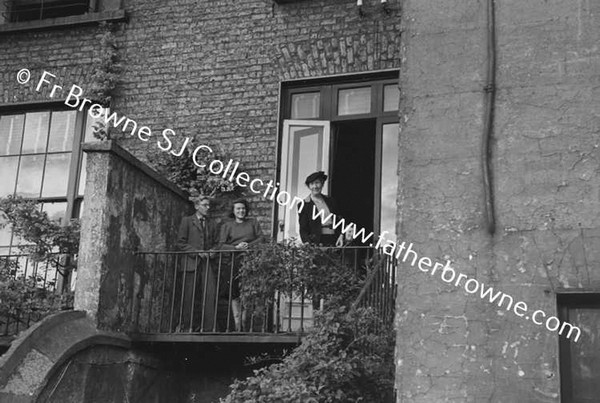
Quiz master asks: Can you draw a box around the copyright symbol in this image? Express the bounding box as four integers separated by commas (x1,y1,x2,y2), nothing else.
16,69,31,84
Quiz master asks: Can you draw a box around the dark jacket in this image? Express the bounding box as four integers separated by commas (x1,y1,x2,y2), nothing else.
177,214,220,252
298,195,341,244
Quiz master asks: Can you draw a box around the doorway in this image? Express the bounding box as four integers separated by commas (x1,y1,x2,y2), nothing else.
330,120,376,241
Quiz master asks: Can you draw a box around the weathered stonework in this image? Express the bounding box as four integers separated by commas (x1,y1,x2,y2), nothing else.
75,141,191,331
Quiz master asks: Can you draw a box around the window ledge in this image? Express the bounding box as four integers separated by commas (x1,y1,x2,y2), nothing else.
0,9,127,34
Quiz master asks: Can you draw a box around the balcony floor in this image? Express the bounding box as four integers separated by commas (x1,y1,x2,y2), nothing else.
129,332,302,345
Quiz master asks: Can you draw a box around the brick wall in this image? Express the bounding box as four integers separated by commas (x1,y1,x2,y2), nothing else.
0,0,401,234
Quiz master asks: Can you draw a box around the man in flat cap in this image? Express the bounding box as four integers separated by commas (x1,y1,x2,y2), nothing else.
176,195,220,332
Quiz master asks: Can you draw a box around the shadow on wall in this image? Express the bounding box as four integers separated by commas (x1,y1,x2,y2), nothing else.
39,343,261,403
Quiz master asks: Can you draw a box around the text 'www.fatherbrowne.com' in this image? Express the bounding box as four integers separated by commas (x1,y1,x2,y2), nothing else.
18,68,581,343
311,205,582,342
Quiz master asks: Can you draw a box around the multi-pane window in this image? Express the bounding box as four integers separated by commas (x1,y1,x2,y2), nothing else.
0,107,97,256
5,0,93,22
558,294,600,403
279,73,400,242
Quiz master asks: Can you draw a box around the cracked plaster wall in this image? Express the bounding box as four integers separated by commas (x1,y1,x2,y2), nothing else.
396,0,600,401
75,142,191,331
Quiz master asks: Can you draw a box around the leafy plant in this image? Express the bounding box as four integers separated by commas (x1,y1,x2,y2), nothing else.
89,22,121,105
154,147,243,198
223,242,395,402
0,258,73,330
0,196,79,268
237,240,363,314
0,196,78,333
87,22,121,142
92,120,110,141
221,307,395,403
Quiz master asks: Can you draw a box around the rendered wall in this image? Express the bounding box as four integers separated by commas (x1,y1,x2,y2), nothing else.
75,141,191,331
396,0,600,401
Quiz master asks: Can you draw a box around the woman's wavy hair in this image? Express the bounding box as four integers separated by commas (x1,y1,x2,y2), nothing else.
229,198,251,219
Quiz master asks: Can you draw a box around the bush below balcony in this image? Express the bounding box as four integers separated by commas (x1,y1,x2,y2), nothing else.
221,306,395,403
223,241,395,402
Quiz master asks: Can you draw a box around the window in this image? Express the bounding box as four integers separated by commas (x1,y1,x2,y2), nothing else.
558,293,600,403
0,106,98,256
277,72,400,242
0,0,125,28
6,0,93,22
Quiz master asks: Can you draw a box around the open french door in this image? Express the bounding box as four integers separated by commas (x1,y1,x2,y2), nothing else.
278,120,330,242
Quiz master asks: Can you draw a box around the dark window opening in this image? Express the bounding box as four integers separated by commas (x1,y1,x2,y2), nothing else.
558,293,600,403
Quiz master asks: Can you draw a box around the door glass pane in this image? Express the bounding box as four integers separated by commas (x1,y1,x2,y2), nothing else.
41,153,71,197
21,112,50,154
380,124,399,241
0,114,25,156
0,156,19,197
384,85,400,112
48,111,76,152
288,127,326,239
15,155,45,197
291,92,320,119
280,121,330,241
338,87,371,115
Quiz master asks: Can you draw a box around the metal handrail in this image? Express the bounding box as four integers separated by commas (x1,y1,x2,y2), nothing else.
130,246,382,336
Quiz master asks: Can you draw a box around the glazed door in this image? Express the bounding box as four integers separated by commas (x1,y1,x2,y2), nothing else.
278,120,330,242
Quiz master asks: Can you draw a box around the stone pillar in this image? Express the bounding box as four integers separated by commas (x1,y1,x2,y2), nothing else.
75,141,190,331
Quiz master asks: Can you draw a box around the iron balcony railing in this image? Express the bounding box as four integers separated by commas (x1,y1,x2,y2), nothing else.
131,246,397,336
0,253,75,337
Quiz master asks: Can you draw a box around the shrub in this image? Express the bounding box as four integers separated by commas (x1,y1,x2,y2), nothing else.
0,258,73,330
222,242,395,402
0,196,78,333
221,307,395,403
237,240,363,315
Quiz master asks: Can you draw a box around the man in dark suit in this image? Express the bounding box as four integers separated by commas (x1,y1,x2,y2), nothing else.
176,195,220,332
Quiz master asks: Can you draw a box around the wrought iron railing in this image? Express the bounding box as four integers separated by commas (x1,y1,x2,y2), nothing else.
352,252,397,329
131,246,396,336
0,253,75,337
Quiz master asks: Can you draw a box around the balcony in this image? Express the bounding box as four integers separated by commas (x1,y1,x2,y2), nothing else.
129,246,397,345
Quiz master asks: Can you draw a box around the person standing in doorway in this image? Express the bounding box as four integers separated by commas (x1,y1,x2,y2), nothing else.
298,171,346,247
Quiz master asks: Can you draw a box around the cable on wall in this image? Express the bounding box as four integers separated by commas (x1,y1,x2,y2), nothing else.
482,0,497,234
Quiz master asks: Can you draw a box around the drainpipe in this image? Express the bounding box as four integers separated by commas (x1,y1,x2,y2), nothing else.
482,0,497,234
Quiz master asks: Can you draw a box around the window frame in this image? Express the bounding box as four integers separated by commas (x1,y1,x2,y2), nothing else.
0,0,125,33
6,0,95,23
0,102,90,256
557,292,600,403
277,70,400,239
